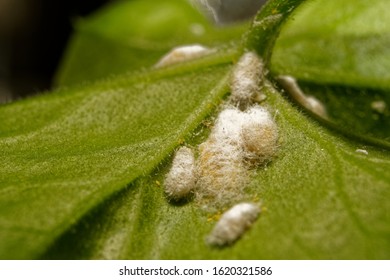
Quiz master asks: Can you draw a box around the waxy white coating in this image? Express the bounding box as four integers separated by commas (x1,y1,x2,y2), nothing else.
165,146,197,200
206,202,260,246
230,51,265,109
155,45,210,68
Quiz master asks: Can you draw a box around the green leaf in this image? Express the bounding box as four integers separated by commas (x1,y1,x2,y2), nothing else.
0,59,234,259
44,84,390,260
271,0,390,145
55,0,249,86
271,0,390,89
1,0,389,260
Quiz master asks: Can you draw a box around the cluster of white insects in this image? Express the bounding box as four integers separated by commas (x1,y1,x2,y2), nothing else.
160,46,279,246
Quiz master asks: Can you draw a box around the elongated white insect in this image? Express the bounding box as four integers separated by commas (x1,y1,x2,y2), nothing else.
206,202,260,246
371,100,386,114
230,52,266,109
355,149,368,155
277,75,328,119
197,107,248,209
165,146,197,201
154,44,210,68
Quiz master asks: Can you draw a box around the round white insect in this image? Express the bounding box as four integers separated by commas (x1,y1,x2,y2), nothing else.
165,146,197,201
230,51,266,109
241,106,278,165
206,202,261,246
154,44,210,68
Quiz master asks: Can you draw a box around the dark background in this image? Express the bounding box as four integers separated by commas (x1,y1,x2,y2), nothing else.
0,0,110,103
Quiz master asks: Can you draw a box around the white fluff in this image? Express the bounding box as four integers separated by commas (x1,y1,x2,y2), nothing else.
230,51,266,109
165,147,197,201
155,45,210,68
206,202,260,246
196,106,277,209
197,108,248,209
355,149,368,155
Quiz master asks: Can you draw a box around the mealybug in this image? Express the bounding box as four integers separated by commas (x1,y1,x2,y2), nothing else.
155,44,210,68
206,202,260,246
165,146,197,201
230,51,265,109
355,149,368,155
196,107,249,209
196,106,278,209
191,0,267,25
277,75,327,119
241,106,278,165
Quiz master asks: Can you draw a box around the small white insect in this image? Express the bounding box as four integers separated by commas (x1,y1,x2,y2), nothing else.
196,105,278,209
197,107,248,209
230,51,266,109
154,44,210,68
355,149,368,155
165,146,197,201
241,106,278,165
277,75,328,119
206,202,260,246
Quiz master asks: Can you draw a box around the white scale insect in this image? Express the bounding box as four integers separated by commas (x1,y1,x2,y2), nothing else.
206,202,261,246
241,105,278,165
277,75,328,119
230,51,266,109
154,44,210,68
191,0,267,25
196,107,249,209
196,105,278,210
164,146,197,201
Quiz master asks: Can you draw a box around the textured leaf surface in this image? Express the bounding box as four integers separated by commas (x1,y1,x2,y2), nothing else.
44,84,390,259
271,0,390,89
55,0,248,86
1,0,389,260
0,61,232,259
272,0,390,145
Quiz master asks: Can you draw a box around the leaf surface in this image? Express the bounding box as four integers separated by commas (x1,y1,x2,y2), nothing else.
0,60,232,259
55,0,248,86
1,0,389,260
272,0,390,89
